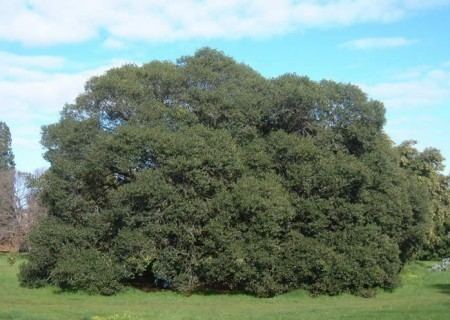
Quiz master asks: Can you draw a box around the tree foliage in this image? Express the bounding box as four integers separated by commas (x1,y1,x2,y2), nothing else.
20,49,447,296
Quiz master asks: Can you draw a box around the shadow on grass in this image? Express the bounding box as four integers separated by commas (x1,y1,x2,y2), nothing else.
128,275,253,297
191,288,252,297
431,284,450,295
413,260,433,269
130,282,252,297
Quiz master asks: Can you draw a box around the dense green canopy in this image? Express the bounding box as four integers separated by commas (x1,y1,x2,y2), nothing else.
20,48,447,297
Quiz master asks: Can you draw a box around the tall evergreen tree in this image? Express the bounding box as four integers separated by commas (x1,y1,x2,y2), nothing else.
0,122,14,170
0,121,16,244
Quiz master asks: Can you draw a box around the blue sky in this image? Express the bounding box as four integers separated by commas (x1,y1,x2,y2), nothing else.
0,0,449,173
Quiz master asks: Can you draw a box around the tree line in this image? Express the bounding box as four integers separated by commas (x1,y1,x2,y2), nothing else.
1,48,448,297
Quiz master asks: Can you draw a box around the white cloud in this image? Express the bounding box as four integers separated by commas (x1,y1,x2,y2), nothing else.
0,51,65,68
361,63,450,108
0,51,67,85
342,37,417,50
360,62,450,173
0,52,127,171
0,0,449,45
103,38,126,49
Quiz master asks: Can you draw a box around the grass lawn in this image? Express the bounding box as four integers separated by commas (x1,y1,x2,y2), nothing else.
0,254,448,320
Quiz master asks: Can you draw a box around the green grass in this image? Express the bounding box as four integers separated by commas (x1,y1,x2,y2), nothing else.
0,254,449,320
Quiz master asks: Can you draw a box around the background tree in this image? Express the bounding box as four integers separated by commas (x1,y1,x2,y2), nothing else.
0,121,16,247
19,49,444,296
0,123,45,250
397,141,450,258
13,169,47,249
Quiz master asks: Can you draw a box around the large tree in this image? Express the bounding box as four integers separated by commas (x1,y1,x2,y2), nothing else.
20,49,437,297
